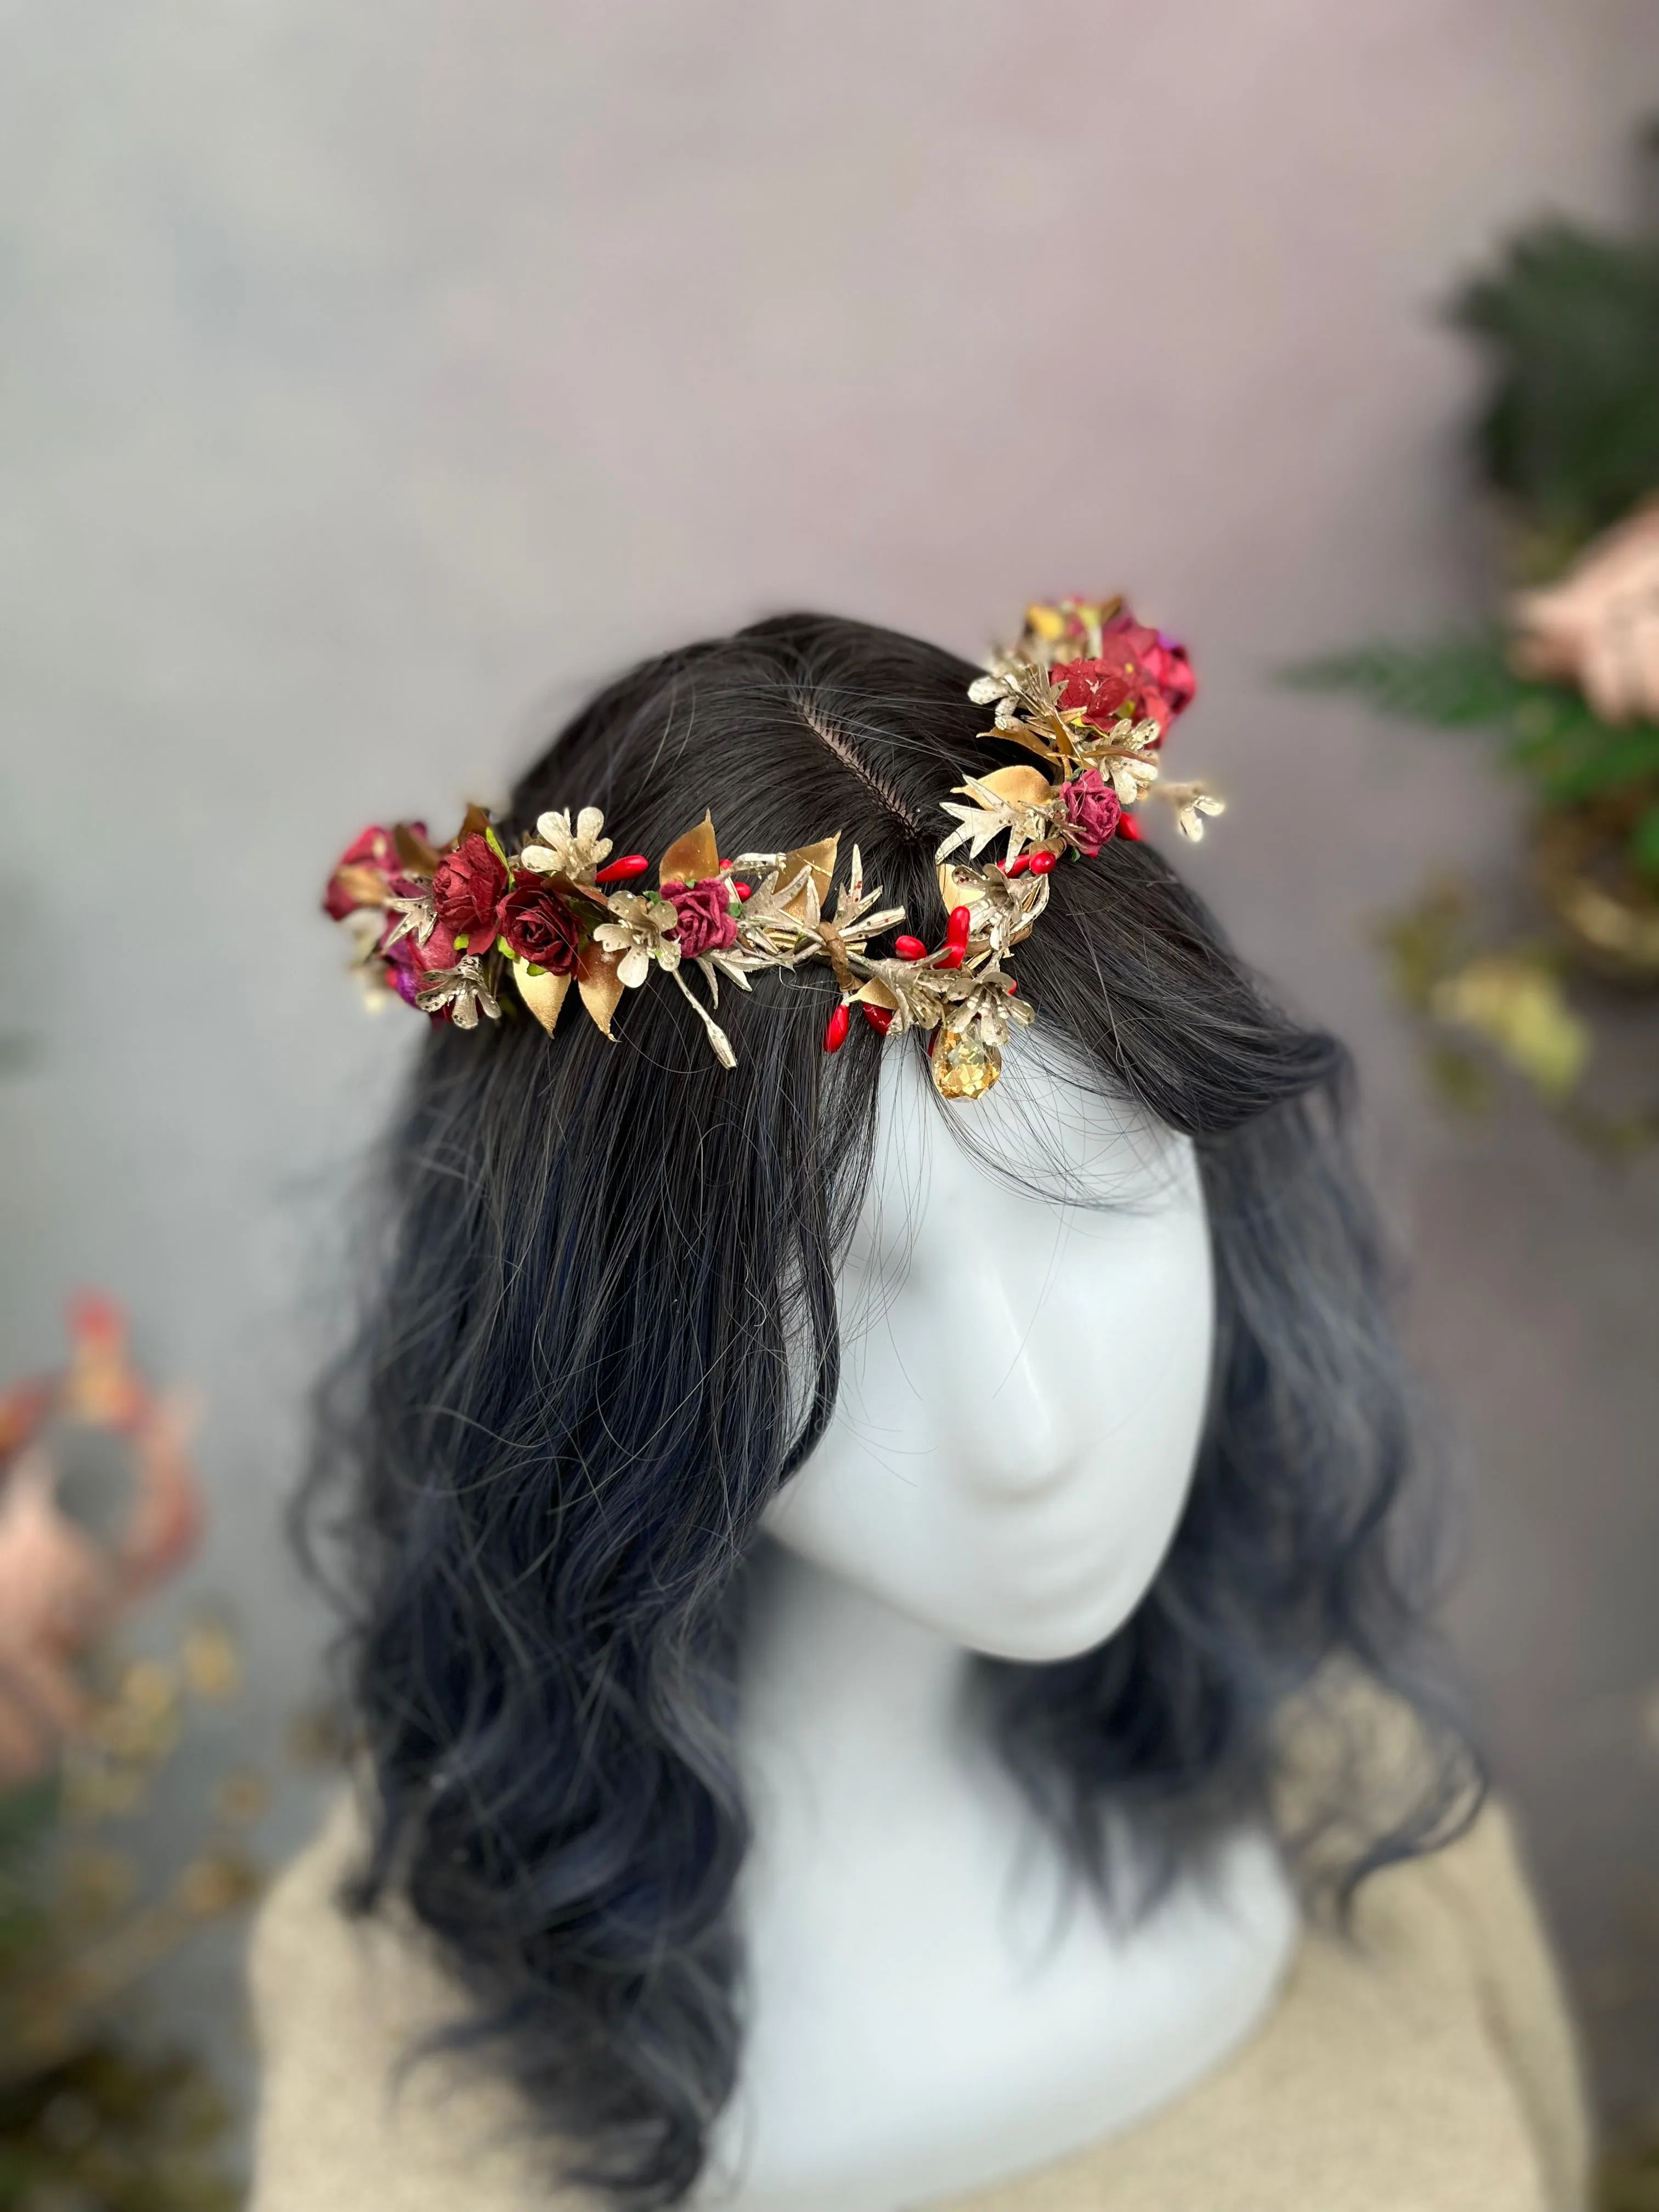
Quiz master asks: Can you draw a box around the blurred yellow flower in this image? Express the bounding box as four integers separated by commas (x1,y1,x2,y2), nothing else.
1430,955,1590,1100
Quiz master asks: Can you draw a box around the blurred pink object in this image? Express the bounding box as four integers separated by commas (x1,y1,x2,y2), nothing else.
0,1297,202,1786
1510,501,1659,724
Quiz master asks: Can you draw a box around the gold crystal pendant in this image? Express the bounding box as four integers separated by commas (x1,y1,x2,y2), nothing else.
932,1028,1002,1099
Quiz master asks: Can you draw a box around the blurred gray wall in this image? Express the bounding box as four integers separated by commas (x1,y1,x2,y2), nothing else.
3,0,1658,2118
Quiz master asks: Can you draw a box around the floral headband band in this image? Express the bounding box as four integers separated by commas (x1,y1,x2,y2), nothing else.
323,598,1222,1101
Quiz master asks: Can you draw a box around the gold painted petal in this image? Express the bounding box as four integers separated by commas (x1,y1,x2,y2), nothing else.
938,862,995,912
394,822,443,877
781,836,840,919
514,963,571,1035
335,862,392,907
978,764,1053,807
659,812,721,889
575,942,626,1039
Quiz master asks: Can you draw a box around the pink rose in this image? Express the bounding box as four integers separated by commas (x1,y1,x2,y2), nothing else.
431,833,508,949
1099,610,1197,732
1051,612,1198,740
1057,768,1122,856
664,876,738,959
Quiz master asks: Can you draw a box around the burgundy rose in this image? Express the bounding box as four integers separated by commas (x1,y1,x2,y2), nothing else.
431,833,509,949
324,823,404,919
1057,768,1122,856
664,876,738,960
495,883,582,973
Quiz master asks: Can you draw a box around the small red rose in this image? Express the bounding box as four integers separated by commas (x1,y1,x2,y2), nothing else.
1051,610,1198,740
1051,658,1138,732
495,883,582,973
431,833,508,949
664,876,738,960
1057,767,1122,856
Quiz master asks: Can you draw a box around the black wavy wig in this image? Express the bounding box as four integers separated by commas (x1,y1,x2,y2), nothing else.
300,613,1481,2207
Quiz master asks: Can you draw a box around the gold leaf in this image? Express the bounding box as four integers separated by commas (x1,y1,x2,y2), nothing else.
514,962,572,1035
850,976,900,1011
978,763,1053,807
334,862,391,907
575,941,626,1039
394,821,443,877
781,835,840,918
938,862,991,912
449,802,492,849
659,811,721,888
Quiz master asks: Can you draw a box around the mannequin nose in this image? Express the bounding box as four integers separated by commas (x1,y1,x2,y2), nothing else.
934,1264,1075,1495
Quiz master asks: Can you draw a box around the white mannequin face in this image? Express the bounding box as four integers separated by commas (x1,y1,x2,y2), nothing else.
762,1044,1214,1663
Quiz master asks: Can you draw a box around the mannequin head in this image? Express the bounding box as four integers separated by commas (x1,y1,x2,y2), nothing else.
306,614,1475,2209
765,1043,1212,1664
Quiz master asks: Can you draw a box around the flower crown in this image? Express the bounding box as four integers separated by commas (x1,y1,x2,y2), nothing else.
323,598,1222,1100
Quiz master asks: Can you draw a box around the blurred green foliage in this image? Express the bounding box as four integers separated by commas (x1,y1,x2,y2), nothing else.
1288,634,1659,878
1452,218,1659,576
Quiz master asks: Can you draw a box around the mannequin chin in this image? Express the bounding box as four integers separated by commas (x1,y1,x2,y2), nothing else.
761,1041,1215,1663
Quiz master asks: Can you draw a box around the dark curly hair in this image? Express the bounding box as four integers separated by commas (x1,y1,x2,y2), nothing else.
298,612,1480,2208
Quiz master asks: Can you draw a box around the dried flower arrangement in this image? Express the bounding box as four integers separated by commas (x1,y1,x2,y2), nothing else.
324,598,1220,1102
0,1302,259,2212
1289,174,1659,1146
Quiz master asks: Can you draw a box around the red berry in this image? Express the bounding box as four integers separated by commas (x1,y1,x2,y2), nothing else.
823,1003,851,1053
946,905,972,944
936,946,965,970
1006,978,1019,994
861,1002,894,1035
1029,849,1057,875
734,881,753,900
1001,854,1030,877
894,934,928,961
595,854,650,883
1117,812,1142,843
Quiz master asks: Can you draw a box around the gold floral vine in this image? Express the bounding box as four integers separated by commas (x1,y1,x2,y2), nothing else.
323,597,1222,1100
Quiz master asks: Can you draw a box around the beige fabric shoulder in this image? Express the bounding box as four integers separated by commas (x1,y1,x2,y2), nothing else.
247,1779,1589,2212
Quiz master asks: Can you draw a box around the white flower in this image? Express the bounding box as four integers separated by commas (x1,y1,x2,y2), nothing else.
520,805,613,879
592,892,681,987
415,955,501,1029
1157,782,1227,840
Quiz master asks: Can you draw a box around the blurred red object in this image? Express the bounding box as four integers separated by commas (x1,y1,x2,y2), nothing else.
0,1297,202,1786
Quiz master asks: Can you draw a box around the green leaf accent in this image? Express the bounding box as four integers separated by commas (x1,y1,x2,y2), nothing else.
1634,802,1659,881
1284,633,1533,725
1287,633,1659,820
